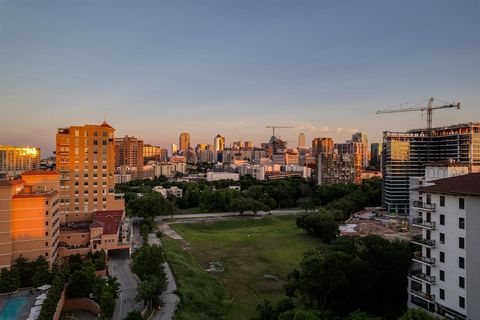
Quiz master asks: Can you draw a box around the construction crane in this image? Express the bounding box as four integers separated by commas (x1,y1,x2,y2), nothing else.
376,98,460,134
266,125,293,137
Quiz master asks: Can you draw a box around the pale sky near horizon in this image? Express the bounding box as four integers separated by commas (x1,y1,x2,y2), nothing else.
1,0,479,157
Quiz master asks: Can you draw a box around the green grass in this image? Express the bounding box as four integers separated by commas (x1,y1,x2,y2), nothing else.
164,216,325,320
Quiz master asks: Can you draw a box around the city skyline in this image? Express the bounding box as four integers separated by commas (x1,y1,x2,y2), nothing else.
1,1,480,156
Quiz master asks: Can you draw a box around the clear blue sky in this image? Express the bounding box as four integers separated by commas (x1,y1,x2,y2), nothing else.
1,0,479,156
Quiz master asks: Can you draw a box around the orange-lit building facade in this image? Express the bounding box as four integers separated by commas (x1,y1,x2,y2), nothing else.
55,122,129,259
0,171,60,269
0,146,41,177
312,138,334,157
114,135,144,173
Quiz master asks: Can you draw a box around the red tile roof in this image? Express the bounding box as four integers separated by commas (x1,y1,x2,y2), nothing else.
93,210,123,235
415,173,480,197
0,179,24,187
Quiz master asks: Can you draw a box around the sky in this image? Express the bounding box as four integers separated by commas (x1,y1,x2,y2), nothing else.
1,0,479,157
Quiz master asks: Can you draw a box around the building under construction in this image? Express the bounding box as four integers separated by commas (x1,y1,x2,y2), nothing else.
382,122,480,215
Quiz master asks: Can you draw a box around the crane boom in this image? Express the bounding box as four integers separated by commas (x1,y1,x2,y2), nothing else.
266,125,293,136
376,97,460,133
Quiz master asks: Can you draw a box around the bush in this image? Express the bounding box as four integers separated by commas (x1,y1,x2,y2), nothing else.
296,209,339,243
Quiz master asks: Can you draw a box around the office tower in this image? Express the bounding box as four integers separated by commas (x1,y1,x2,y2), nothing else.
370,143,383,169
312,138,334,157
114,136,144,172
214,134,225,152
0,171,60,269
382,122,480,215
179,132,190,151
298,133,306,149
335,141,369,172
143,144,168,163
244,141,253,148
171,144,178,155
56,122,124,224
407,172,480,319
0,146,41,177
232,141,243,149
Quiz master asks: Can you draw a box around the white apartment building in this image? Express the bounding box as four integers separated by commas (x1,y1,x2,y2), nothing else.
152,186,183,198
206,171,240,182
407,173,480,320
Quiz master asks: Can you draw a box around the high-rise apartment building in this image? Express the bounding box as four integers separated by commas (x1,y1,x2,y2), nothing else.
298,133,306,149
317,153,356,185
0,171,60,269
312,138,334,157
0,146,41,177
407,172,480,320
382,123,480,215
171,144,178,155
115,135,144,172
214,134,225,152
56,122,124,224
179,132,191,151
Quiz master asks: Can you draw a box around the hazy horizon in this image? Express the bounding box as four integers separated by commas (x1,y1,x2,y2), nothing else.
1,0,479,157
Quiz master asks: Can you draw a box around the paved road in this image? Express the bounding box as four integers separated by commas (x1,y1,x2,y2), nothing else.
155,209,301,221
109,250,143,320
148,233,180,320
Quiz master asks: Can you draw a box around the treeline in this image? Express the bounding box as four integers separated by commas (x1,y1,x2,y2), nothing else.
117,176,381,218
256,236,416,320
0,255,51,293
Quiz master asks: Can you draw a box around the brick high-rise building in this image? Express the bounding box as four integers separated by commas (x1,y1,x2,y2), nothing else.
114,136,144,179
0,171,60,269
0,146,41,177
56,122,124,224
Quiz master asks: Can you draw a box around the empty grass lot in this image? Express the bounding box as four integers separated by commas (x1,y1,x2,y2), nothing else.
162,215,325,320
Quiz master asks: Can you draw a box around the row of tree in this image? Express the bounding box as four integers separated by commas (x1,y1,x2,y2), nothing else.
0,255,51,293
132,244,167,309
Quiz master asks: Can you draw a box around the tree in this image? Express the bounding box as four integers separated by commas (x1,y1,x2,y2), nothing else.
344,311,382,320
297,197,315,213
14,255,33,287
99,288,115,320
0,268,19,293
256,299,278,320
32,256,51,287
66,262,96,298
106,275,121,300
132,245,166,281
136,278,159,307
296,209,339,243
124,311,143,320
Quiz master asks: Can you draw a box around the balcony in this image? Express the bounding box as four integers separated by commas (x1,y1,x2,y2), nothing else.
412,251,436,266
411,218,436,230
410,271,436,284
412,236,436,248
412,201,436,212
411,289,435,302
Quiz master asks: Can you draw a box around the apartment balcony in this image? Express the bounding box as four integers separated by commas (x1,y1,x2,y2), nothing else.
411,218,436,230
412,201,436,212
410,289,435,302
410,271,436,284
412,236,436,248
412,251,435,266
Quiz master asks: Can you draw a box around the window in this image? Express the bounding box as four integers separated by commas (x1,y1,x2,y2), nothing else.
45,211,48,216
440,270,445,281
459,276,465,289
45,242,48,247
440,251,445,263
459,296,465,309
440,196,445,207
440,233,445,244
440,289,445,300
459,198,465,209
459,217,465,229
459,257,465,269
459,237,465,249
440,214,445,226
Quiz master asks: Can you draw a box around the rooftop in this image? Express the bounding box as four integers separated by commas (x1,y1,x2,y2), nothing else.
93,210,124,235
415,173,480,197
22,170,60,176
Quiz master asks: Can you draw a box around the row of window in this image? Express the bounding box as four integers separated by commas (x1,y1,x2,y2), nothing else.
439,233,465,248
439,195,465,209
439,215,465,229
439,252,465,268
438,289,465,309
